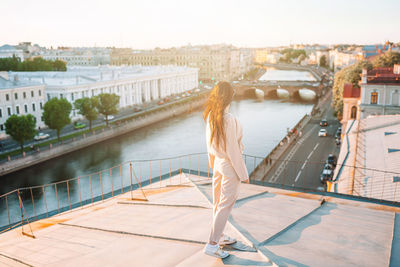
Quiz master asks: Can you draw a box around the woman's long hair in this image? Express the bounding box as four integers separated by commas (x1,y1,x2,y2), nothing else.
203,81,234,150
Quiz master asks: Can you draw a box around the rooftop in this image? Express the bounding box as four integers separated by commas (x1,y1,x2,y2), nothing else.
342,83,360,98
5,66,198,88
365,67,400,85
1,173,399,267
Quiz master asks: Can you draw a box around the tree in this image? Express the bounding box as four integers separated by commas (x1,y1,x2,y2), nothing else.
373,51,400,68
74,97,99,130
319,55,328,68
0,56,66,71
97,93,120,126
42,98,72,141
5,114,36,153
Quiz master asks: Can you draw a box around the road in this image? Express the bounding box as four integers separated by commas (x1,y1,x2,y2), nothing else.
263,102,341,191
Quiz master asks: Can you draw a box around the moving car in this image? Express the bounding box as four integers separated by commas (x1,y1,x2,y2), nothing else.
326,154,337,168
320,165,334,184
318,129,327,137
74,122,86,130
34,132,50,141
320,119,328,126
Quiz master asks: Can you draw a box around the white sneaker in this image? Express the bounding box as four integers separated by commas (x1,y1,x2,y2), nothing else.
203,243,230,259
219,235,237,246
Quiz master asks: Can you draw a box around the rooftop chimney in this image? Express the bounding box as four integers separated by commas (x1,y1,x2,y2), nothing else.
361,68,368,84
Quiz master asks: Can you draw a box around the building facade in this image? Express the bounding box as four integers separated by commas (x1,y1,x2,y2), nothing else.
0,45,24,61
359,65,400,118
8,66,198,121
0,73,46,138
341,83,361,125
42,48,111,66
111,45,251,82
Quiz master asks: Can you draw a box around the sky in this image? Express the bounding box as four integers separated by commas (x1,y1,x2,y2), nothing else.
1,0,400,49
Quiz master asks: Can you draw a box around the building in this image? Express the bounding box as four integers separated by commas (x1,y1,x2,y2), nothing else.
42,47,111,66
0,44,24,61
359,65,400,118
328,49,360,71
111,45,250,82
0,73,46,138
255,49,269,64
341,83,361,124
333,115,400,201
8,66,198,120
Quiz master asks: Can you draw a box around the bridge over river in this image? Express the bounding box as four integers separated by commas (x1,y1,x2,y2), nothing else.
233,63,331,101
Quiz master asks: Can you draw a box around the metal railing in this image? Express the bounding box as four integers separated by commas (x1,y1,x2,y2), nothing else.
1,152,399,234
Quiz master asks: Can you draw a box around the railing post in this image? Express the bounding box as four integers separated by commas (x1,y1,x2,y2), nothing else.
67,181,72,210
189,154,191,178
129,162,133,200
30,187,36,220
17,189,23,228
55,184,60,213
99,172,104,201
42,186,48,218
179,157,182,184
169,159,172,185
78,178,82,207
5,195,10,226
159,160,162,187
120,164,124,194
149,161,152,188
253,157,256,172
89,175,93,205
110,168,114,197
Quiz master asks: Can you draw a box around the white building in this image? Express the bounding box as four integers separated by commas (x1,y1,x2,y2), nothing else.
0,45,24,61
328,49,360,71
42,48,111,66
359,65,400,118
0,73,46,139
8,66,199,120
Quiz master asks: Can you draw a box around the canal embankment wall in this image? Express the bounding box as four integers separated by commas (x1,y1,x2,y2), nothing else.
0,95,208,176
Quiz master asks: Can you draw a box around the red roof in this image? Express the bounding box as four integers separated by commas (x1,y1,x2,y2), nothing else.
366,67,400,84
343,83,360,98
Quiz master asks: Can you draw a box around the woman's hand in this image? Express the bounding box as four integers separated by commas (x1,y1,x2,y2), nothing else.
242,179,249,184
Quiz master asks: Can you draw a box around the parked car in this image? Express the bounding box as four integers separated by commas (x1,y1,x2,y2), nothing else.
318,129,327,137
34,132,50,141
320,119,328,126
74,122,86,130
326,154,337,168
103,115,115,121
133,106,143,112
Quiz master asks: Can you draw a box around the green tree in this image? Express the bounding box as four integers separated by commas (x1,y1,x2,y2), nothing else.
373,51,400,67
42,98,72,141
97,93,120,126
332,60,373,118
319,55,328,67
0,56,66,71
74,97,99,130
5,114,36,153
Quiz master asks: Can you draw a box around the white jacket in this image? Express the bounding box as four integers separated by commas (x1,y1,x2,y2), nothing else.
206,113,249,181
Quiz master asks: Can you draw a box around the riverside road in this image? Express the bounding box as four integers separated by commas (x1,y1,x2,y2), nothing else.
263,97,341,191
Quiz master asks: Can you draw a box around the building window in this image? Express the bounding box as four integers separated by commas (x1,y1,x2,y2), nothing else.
23,92,26,99
0,108,2,118
47,94,51,100
60,94,63,99
24,104,28,113
350,106,357,119
40,102,43,109
32,103,36,112
14,93,18,100
371,92,378,104
0,124,3,131
71,93,74,101
6,94,9,101
31,91,34,97
39,90,42,96
16,106,20,114
7,107,11,116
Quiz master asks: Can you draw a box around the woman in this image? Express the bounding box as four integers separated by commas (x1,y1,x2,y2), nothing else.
202,81,249,258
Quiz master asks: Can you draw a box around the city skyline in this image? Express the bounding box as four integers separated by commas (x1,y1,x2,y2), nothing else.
2,0,400,49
